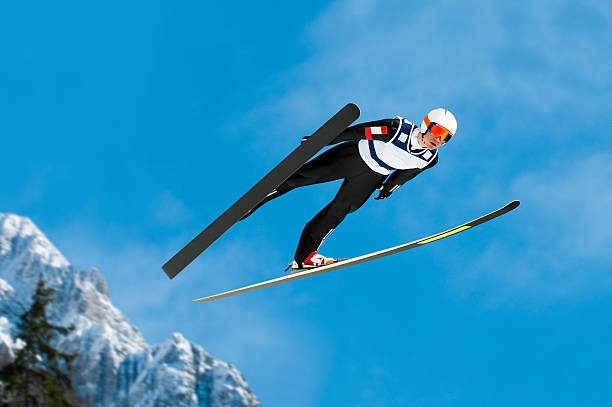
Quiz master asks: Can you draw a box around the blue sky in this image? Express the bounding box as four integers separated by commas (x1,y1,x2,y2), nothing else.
1,0,611,405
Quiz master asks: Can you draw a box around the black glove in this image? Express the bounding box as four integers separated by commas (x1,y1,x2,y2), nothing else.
374,187,392,200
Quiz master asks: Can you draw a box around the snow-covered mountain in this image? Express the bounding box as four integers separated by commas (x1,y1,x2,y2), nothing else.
0,213,260,407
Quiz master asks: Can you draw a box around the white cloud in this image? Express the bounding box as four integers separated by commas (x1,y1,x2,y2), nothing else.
447,153,612,307
241,0,611,153
512,154,612,259
151,191,192,227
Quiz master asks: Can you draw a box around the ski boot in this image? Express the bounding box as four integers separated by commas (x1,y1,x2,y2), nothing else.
286,251,336,272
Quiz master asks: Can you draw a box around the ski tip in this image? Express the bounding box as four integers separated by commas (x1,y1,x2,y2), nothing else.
508,200,520,210
343,102,361,118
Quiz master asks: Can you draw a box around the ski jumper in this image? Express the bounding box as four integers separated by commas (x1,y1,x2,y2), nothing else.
243,117,439,265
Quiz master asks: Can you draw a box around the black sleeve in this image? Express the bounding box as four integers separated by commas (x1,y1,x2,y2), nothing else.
327,119,400,145
381,155,438,192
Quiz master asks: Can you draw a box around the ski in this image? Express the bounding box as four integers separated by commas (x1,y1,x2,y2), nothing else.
163,103,361,279
193,200,520,303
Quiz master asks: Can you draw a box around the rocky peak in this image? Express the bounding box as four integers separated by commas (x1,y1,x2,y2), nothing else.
0,213,259,407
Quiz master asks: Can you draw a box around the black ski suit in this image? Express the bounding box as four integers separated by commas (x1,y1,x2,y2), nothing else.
243,118,438,265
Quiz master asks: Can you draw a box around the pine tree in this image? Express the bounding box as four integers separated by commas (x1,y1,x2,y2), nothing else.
0,278,77,407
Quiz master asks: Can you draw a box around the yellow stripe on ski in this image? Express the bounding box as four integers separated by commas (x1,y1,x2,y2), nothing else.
417,226,471,244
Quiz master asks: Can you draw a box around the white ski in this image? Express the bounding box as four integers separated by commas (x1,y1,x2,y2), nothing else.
193,200,520,303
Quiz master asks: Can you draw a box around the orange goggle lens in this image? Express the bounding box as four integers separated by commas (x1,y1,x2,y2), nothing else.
429,123,453,142
424,116,453,143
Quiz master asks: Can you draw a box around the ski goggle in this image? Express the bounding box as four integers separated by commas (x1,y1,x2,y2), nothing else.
424,116,453,143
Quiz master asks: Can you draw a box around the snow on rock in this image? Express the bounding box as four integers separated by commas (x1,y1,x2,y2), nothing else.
0,213,260,407
0,316,15,369
0,213,69,270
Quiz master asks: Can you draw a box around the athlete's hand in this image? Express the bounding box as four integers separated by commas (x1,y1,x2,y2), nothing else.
374,188,392,200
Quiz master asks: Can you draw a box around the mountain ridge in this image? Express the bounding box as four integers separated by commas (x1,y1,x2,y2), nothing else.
0,213,260,407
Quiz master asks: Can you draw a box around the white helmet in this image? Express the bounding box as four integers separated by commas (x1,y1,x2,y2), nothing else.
420,108,458,141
